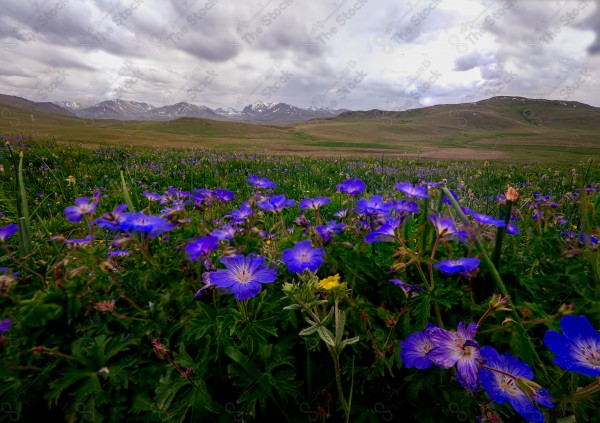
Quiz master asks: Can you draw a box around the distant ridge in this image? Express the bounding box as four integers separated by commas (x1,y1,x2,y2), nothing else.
51,98,347,124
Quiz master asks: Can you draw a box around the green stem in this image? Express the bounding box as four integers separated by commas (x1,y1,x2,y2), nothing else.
441,187,514,315
491,200,513,269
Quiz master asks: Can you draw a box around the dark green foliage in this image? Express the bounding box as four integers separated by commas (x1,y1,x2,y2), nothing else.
0,137,598,422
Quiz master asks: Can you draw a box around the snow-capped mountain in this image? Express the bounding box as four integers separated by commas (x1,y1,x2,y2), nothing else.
74,99,157,120
52,99,346,123
239,102,346,124
214,107,241,116
150,102,226,120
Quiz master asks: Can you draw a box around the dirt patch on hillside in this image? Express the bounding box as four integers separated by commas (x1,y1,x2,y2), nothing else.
417,148,510,160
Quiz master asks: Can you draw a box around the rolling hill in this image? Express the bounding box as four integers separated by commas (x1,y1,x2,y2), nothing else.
0,94,598,161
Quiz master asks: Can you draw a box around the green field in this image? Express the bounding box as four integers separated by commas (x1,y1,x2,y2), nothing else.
1,95,598,162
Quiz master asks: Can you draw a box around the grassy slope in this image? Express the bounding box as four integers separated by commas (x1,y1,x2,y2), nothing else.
0,96,598,161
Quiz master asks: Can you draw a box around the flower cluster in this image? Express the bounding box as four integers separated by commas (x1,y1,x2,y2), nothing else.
401,321,554,421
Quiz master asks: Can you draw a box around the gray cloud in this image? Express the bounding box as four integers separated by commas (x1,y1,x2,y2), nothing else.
0,0,597,109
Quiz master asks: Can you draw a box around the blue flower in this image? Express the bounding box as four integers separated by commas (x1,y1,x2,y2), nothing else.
210,253,277,300
428,213,468,243
108,249,129,258
0,224,18,243
544,315,600,377
365,219,399,243
507,223,521,235
356,195,391,217
400,326,436,369
185,235,219,261
426,322,481,391
214,188,235,203
443,188,458,205
395,182,429,199
257,194,295,213
316,221,345,243
463,208,506,227
119,212,175,237
480,346,553,422
143,191,161,202
299,196,331,211
229,203,253,223
247,174,276,189
389,279,425,298
210,225,236,241
393,200,419,215
64,197,98,223
435,258,480,277
336,178,365,196
92,204,127,229
0,318,11,336
282,240,325,273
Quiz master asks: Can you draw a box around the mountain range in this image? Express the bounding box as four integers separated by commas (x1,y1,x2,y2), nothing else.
0,93,598,161
53,99,348,124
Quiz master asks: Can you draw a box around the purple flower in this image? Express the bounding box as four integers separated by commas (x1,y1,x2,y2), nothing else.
426,322,481,391
143,191,161,202
443,189,458,205
282,240,325,273
229,203,253,223
336,178,366,196
210,253,277,300
356,195,391,217
215,188,234,203
561,232,599,246
119,212,175,237
92,204,127,229
365,219,399,243
393,200,419,215
0,224,18,242
544,315,600,377
480,346,553,422
507,223,521,235
316,221,346,243
185,235,219,261
299,196,331,211
64,197,98,223
333,209,349,219
428,213,468,243
247,174,276,189
400,326,436,369
435,258,480,277
193,188,235,206
108,249,129,257
66,235,93,247
464,209,506,227
210,225,236,241
0,318,11,336
257,194,295,213
395,182,429,199
389,279,425,298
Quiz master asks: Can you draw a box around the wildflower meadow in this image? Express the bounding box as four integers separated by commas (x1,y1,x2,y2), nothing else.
0,136,599,422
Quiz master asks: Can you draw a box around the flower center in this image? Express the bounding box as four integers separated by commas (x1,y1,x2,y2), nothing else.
498,375,519,396
237,268,251,283
580,344,600,367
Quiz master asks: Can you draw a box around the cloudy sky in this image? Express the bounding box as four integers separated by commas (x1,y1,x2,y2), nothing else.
1,0,598,110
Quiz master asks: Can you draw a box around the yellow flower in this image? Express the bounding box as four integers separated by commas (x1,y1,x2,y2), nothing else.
319,274,342,290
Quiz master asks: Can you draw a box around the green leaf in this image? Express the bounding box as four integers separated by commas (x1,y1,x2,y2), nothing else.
299,325,319,336
321,307,335,326
505,318,535,366
317,326,336,347
224,346,291,422
119,170,136,212
335,309,346,344
282,304,302,310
